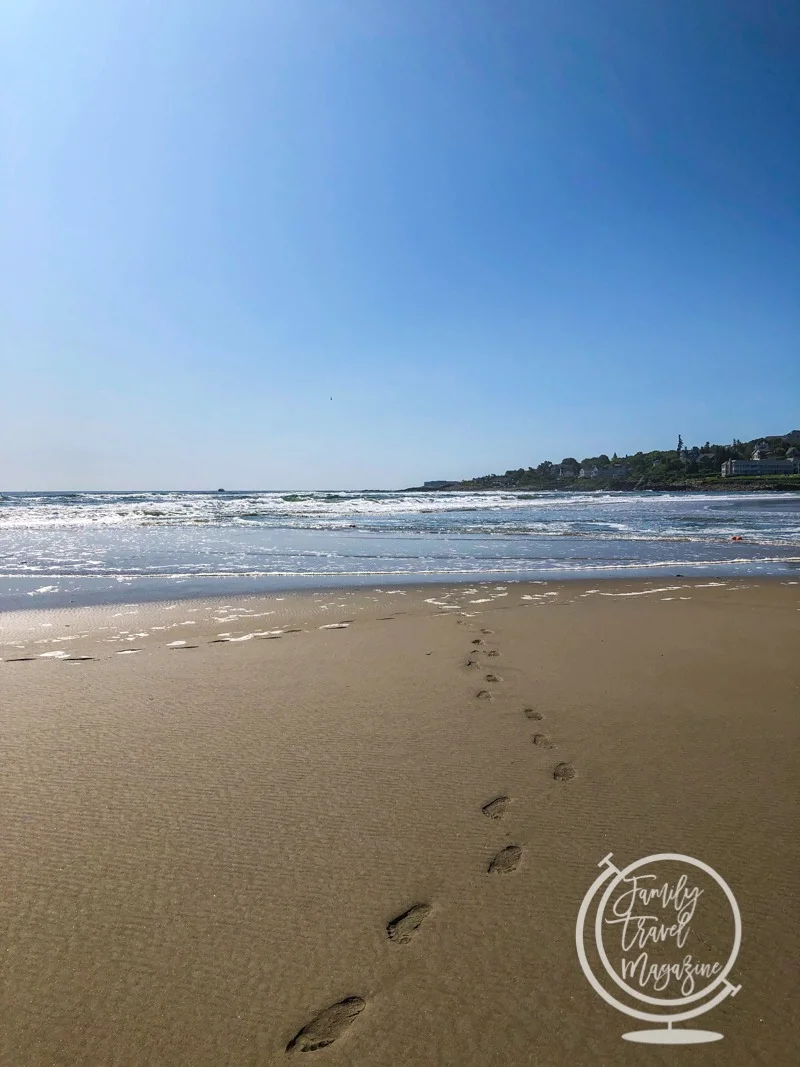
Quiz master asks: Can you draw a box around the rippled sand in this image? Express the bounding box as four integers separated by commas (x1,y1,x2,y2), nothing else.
1,579,798,1064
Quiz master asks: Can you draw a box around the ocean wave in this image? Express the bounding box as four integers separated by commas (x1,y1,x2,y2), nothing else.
1,491,797,596
4,488,796,531
1,555,799,581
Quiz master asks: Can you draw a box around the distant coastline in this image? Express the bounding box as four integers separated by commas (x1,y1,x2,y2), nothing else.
409,431,800,493
407,478,800,493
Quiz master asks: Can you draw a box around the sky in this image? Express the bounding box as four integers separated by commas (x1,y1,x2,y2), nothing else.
3,0,799,489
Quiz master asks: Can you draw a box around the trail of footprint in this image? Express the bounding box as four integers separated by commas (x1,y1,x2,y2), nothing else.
286,997,366,1053
532,733,555,749
553,762,576,781
387,903,432,944
482,796,510,820
524,708,543,720
488,845,523,874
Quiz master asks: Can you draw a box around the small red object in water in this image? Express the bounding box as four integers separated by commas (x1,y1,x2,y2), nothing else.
731,535,743,541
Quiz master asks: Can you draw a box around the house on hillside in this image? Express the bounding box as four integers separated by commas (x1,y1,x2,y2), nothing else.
722,458,800,476
579,465,629,479
553,464,579,479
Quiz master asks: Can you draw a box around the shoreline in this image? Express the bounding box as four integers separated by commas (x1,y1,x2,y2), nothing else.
2,574,796,660
4,555,800,614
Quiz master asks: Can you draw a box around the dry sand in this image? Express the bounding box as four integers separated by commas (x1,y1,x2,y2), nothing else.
1,578,798,1065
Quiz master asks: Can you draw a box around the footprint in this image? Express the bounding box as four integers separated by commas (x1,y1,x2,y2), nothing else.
64,656,95,661
488,845,522,874
481,629,494,635
524,708,543,720
553,762,576,781
476,690,493,701
170,645,199,650
482,796,510,820
4,656,36,662
387,903,432,944
471,638,483,646
486,649,500,657
532,733,555,748
485,673,503,683
286,997,366,1053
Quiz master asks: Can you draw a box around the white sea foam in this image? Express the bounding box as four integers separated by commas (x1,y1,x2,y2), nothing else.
599,585,686,597
2,490,797,600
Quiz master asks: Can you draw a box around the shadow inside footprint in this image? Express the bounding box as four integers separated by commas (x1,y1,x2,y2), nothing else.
387,903,432,944
488,845,522,874
524,708,543,720
476,690,493,701
482,796,510,820
532,733,554,748
286,997,366,1053
553,762,576,781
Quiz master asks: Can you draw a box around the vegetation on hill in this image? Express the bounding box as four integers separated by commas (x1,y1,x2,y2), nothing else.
423,433,800,492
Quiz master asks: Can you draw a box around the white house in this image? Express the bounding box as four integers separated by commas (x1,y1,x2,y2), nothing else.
722,458,799,476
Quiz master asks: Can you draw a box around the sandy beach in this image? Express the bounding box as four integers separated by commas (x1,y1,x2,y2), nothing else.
1,577,798,1065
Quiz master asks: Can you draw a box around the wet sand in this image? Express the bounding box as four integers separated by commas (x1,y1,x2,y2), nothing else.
1,578,798,1065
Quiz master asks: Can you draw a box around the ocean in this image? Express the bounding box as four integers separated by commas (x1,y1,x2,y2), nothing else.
1,489,798,609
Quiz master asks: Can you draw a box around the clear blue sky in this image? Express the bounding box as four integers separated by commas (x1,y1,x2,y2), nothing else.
3,1,798,489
